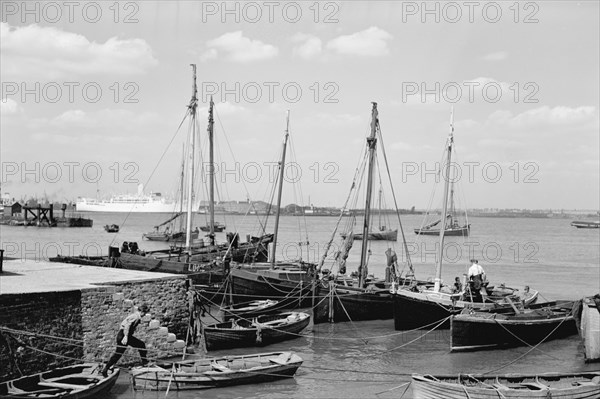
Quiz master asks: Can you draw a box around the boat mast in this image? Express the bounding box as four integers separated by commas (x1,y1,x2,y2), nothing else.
178,144,185,232
270,110,290,265
378,186,383,230
359,102,378,288
449,181,455,227
185,64,198,250
434,108,454,292
207,96,215,245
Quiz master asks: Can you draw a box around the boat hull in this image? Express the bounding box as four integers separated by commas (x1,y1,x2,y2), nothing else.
0,364,119,399
229,265,316,307
450,311,578,352
313,284,394,324
221,299,281,321
414,225,470,236
131,352,302,391
392,287,539,331
203,313,310,350
342,229,398,241
571,221,600,229
411,372,600,399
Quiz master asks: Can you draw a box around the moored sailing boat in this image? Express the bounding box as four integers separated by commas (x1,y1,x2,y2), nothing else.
120,83,273,276
414,137,469,237
392,109,535,330
342,188,398,241
51,66,272,282
313,102,416,324
228,111,317,307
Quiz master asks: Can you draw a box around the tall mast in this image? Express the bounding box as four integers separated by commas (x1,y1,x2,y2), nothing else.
434,107,454,292
185,64,198,250
207,96,215,245
449,180,455,227
270,110,290,265
178,144,185,232
378,186,382,230
359,102,378,287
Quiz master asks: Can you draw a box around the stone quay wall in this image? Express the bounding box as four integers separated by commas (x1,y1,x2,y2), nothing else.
1,275,190,382
0,291,83,381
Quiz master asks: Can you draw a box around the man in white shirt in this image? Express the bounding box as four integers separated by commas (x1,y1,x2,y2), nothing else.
101,304,150,377
467,259,487,297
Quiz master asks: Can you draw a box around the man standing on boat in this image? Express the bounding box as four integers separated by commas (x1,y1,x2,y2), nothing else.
467,260,487,298
101,304,150,377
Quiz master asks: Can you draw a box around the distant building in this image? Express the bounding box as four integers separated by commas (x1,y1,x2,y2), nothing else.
8,202,22,217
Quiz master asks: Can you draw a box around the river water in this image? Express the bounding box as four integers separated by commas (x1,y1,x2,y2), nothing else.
2,213,599,398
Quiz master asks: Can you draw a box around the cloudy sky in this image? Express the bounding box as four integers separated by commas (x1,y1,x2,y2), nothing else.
1,1,598,210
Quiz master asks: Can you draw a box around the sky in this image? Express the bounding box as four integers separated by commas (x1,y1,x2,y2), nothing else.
1,1,599,210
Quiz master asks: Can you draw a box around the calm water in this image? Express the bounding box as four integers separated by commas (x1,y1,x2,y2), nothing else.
1,213,599,398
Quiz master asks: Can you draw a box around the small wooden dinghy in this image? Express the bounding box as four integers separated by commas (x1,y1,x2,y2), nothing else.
131,351,303,391
411,372,600,399
203,311,310,350
220,299,280,321
0,363,119,398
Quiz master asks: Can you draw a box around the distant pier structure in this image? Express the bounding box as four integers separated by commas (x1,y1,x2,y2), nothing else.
4,203,93,227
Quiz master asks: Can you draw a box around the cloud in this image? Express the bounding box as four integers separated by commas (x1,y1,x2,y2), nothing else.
204,31,278,63
489,106,597,129
482,51,508,61
291,33,322,59
326,27,392,57
1,98,20,115
0,23,157,80
199,48,218,62
27,109,162,134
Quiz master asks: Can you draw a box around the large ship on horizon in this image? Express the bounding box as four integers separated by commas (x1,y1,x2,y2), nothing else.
76,184,190,213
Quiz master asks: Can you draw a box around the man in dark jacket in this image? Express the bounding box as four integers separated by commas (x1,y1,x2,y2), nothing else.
101,304,150,377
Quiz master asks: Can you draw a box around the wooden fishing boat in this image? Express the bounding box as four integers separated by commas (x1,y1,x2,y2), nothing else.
313,281,394,323
0,363,119,398
220,299,280,321
450,300,579,352
414,219,470,236
411,372,600,399
203,311,310,350
392,284,538,330
571,220,600,229
393,110,539,331
227,112,318,308
313,102,417,324
130,351,302,391
103,224,119,233
200,221,226,232
229,263,316,307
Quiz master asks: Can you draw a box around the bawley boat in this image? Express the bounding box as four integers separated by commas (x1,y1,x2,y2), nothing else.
313,102,414,324
0,363,119,398
131,351,302,391
411,372,600,399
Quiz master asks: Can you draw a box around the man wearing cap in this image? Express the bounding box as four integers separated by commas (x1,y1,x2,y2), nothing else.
101,304,149,377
